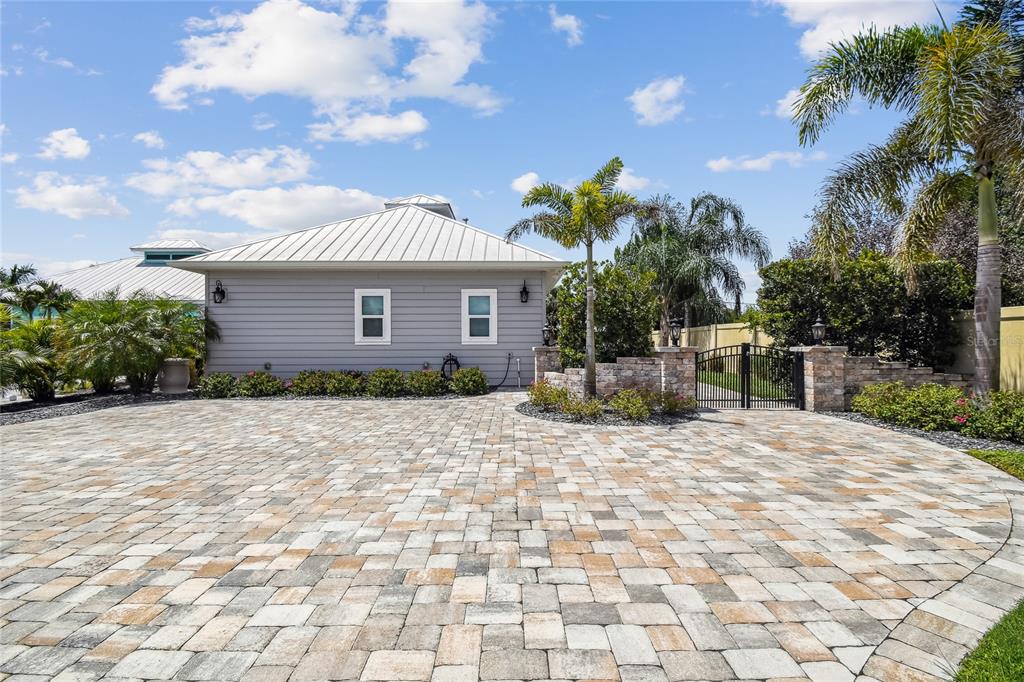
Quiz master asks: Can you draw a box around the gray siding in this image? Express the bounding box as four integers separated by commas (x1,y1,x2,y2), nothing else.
204,270,547,385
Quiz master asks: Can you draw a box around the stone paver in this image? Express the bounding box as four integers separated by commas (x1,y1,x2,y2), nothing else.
1,393,1021,681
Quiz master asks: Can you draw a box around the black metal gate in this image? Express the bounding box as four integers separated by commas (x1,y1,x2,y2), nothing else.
696,343,804,409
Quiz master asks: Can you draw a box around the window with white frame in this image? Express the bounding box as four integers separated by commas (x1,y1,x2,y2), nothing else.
462,289,497,344
354,289,390,344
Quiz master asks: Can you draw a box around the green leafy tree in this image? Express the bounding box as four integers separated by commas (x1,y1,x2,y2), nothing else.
757,253,971,368
793,0,1024,391
1,319,61,401
506,157,637,396
32,280,78,320
617,193,770,344
552,261,659,368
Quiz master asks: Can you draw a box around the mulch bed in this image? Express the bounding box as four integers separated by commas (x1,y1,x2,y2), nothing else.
825,411,1024,453
515,401,698,427
0,392,197,427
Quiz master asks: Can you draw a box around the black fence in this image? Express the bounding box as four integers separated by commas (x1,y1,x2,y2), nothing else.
696,343,804,409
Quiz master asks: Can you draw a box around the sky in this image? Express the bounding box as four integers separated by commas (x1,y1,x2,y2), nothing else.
1,0,957,303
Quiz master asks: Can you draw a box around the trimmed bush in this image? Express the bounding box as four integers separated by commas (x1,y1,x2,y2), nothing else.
450,367,489,396
528,379,569,411
290,369,331,396
964,392,1024,443
325,370,364,397
897,383,966,431
609,389,652,421
236,371,287,397
196,372,237,398
407,369,447,396
851,382,910,422
658,392,698,415
561,395,605,421
366,368,406,397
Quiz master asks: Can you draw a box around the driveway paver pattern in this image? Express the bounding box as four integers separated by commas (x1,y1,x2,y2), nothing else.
1,393,1021,681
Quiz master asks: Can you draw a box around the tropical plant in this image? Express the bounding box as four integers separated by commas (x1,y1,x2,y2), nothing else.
552,261,658,368
2,319,61,401
31,280,78,320
506,157,638,396
793,0,1024,391
617,193,771,344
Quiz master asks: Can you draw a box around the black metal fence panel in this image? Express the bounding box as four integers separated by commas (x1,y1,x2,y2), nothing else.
696,343,804,410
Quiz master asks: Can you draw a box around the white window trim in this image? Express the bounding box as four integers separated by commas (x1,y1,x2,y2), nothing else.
354,288,391,345
462,288,498,345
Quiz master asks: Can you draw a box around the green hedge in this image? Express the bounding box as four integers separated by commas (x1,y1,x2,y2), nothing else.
852,382,1024,443
195,367,490,399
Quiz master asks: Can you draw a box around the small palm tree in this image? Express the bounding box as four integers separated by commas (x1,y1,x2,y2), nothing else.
793,1,1023,391
618,194,771,345
506,157,637,396
32,280,78,319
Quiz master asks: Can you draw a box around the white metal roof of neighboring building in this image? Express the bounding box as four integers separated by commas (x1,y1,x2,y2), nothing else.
384,195,455,219
172,205,566,271
51,257,206,303
130,239,210,252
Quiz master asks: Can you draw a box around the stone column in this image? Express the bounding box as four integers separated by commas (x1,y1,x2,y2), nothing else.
792,345,847,412
533,346,561,384
656,346,698,398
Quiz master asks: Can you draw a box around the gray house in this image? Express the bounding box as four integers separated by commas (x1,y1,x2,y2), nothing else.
172,195,567,382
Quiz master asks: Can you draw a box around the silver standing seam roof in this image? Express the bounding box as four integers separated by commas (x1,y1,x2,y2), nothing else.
172,205,566,271
50,257,206,303
130,239,210,252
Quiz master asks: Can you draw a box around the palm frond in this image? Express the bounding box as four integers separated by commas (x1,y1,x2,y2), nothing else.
897,170,976,287
589,156,625,194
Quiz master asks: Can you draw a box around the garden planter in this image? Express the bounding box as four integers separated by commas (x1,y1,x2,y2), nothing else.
158,358,192,394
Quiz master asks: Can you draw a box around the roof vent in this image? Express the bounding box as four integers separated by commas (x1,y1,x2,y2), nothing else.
384,194,456,220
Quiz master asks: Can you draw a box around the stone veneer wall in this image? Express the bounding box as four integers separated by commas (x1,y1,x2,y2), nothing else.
540,347,697,399
844,356,971,407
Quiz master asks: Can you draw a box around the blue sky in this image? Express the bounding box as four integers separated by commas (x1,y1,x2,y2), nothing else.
1,0,952,301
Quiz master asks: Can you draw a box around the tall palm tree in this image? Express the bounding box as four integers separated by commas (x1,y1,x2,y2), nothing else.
618,194,771,345
32,280,78,319
793,0,1023,392
506,157,637,396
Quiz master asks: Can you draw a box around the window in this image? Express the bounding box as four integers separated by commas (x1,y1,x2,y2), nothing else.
354,289,391,344
462,289,497,344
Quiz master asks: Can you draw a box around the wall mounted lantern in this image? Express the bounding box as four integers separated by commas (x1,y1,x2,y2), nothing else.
520,280,530,303
669,318,682,347
812,316,827,345
212,280,227,304
541,324,553,346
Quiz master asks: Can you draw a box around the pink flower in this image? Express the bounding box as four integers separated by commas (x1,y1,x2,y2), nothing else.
954,415,968,425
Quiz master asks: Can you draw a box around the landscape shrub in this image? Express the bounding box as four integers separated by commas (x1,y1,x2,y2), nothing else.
1,319,61,401
658,392,698,415
236,371,287,397
289,369,331,396
561,395,605,421
450,367,489,395
407,369,447,396
366,368,406,397
852,382,964,431
196,372,238,399
963,392,1024,443
850,382,910,422
325,370,364,397
609,389,652,421
528,379,569,411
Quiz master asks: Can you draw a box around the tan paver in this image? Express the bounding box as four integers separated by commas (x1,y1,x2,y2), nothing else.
1,393,1021,680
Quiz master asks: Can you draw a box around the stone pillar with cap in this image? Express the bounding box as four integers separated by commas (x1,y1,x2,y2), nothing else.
792,345,847,412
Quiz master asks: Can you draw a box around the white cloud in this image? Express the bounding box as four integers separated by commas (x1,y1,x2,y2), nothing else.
0,124,8,135
38,128,91,159
767,0,950,59
511,171,540,194
706,150,827,172
33,47,101,76
14,172,129,219
167,184,385,229
616,167,650,192
125,145,313,196
252,113,278,131
153,0,499,144
549,5,583,47
0,252,98,278
1,153,18,164
132,130,166,149
71,233,86,239
628,75,685,126
309,110,429,143
764,87,801,119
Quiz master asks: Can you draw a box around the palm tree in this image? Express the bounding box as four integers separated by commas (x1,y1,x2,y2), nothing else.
793,0,1023,392
506,157,637,396
1,264,39,326
617,194,771,345
32,280,78,319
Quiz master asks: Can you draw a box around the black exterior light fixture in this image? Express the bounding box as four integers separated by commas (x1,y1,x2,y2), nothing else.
212,280,227,304
812,316,827,345
520,280,530,303
669,318,682,347
541,324,553,346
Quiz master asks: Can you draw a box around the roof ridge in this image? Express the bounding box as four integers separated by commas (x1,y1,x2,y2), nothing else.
403,205,561,262
49,256,134,278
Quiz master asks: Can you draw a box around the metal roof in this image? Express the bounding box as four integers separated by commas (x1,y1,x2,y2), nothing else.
384,195,455,219
172,205,566,271
130,239,210,253
51,257,206,303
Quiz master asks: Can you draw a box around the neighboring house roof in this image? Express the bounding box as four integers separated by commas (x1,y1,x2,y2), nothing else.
51,257,206,303
172,205,566,271
130,239,210,252
384,194,456,219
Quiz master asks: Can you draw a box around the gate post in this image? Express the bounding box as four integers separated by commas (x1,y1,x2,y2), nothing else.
655,346,697,398
791,345,847,412
533,346,562,384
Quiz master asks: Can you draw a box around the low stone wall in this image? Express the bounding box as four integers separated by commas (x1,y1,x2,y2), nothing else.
845,356,970,404
540,347,697,399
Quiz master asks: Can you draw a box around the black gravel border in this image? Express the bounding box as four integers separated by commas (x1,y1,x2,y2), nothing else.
515,400,698,427
0,392,198,427
824,411,1024,453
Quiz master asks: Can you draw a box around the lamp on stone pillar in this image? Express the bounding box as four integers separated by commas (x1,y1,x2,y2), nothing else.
669,318,682,347
812,316,827,345
541,324,553,347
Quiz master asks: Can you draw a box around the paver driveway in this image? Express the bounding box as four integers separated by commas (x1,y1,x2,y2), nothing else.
1,393,1022,682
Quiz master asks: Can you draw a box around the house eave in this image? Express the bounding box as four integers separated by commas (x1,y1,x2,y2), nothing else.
170,260,569,273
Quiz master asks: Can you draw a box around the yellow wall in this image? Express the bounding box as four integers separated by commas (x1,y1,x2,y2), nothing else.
654,322,773,352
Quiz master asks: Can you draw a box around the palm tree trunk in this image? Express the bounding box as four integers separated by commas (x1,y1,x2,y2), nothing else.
659,296,671,346
683,304,692,329
973,170,1001,393
584,241,597,397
